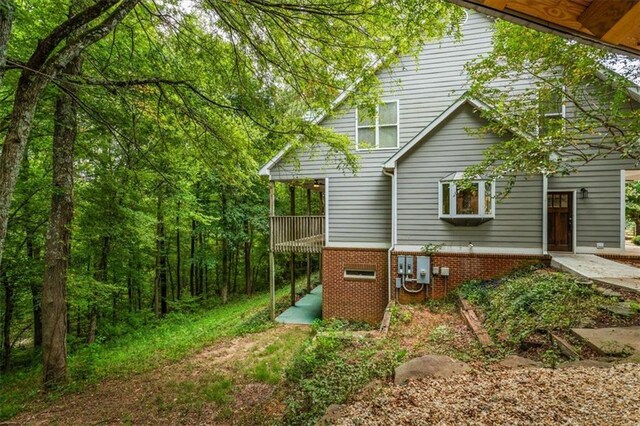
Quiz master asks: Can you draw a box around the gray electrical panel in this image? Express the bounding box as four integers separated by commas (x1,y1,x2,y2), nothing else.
405,256,414,276
417,256,431,284
397,255,405,275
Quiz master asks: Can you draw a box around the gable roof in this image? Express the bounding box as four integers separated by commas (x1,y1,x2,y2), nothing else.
258,53,394,177
382,96,492,171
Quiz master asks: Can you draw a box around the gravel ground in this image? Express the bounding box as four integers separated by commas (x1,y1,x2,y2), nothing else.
336,363,640,426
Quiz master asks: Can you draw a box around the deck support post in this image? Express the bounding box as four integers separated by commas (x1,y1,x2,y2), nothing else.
269,181,276,320
290,186,296,307
306,188,312,292
318,188,323,284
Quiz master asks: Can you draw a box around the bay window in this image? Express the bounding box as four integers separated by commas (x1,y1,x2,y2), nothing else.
439,173,495,225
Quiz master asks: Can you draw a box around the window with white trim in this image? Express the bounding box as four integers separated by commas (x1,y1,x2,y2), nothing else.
344,269,376,280
538,86,564,136
356,101,399,149
439,173,495,225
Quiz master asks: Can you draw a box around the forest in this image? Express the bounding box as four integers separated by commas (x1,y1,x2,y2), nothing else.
0,0,463,391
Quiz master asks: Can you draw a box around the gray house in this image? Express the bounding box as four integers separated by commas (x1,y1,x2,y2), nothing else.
260,12,638,323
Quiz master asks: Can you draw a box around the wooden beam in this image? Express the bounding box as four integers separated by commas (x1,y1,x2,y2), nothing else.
290,186,296,307
602,2,640,44
579,0,640,41
482,0,507,10
306,188,312,292
269,181,276,320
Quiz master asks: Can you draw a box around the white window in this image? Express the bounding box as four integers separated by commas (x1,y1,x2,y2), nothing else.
439,173,495,223
356,101,399,149
538,86,565,136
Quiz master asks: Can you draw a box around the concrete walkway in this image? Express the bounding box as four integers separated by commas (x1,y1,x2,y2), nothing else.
551,254,640,294
276,285,322,325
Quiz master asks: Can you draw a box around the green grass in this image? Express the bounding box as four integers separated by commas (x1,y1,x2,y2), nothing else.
0,281,306,421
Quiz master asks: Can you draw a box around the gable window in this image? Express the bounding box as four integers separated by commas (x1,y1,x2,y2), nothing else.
538,86,565,136
439,173,495,226
356,101,399,149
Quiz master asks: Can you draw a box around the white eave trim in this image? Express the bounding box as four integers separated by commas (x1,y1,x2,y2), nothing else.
382,96,491,171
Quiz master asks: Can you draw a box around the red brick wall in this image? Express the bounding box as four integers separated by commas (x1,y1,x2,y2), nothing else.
322,247,388,324
393,252,548,304
597,253,640,268
321,247,548,323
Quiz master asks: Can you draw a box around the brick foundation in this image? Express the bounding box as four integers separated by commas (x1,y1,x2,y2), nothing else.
393,252,548,304
322,247,388,324
597,253,640,268
321,247,548,324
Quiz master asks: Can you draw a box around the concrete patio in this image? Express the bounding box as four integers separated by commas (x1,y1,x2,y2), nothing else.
276,285,322,325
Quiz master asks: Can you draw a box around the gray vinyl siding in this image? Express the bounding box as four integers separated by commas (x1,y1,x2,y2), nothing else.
396,104,543,248
548,157,634,249
270,12,497,244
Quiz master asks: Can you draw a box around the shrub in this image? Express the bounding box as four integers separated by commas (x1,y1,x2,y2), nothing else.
633,235,640,246
459,270,608,347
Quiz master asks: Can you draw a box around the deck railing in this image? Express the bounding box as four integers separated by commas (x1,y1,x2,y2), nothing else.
270,215,325,253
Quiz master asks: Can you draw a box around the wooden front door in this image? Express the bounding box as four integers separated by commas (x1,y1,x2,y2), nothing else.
547,192,572,252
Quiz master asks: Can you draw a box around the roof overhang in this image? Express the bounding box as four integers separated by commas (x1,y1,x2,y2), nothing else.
447,0,640,59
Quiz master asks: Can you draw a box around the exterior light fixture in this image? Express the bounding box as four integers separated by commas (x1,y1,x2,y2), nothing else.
580,187,588,199
313,179,320,189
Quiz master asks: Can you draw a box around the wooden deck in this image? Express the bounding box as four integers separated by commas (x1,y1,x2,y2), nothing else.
270,215,324,254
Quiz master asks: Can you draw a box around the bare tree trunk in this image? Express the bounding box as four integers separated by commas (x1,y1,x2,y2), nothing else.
244,221,251,295
87,236,109,344
23,155,42,348
155,187,168,316
2,273,13,372
0,1,15,86
190,218,196,297
176,201,181,300
42,52,82,388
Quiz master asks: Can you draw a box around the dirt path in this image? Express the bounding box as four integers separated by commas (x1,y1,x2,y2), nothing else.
7,325,310,425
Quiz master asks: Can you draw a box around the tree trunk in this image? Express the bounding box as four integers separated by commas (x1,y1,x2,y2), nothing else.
176,202,181,300
155,187,168,316
190,218,196,297
0,0,141,269
42,52,82,388
23,155,42,348
2,273,13,372
0,1,14,87
244,221,252,295
87,235,109,344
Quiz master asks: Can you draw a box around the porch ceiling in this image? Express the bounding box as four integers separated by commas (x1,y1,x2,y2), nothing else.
449,0,640,58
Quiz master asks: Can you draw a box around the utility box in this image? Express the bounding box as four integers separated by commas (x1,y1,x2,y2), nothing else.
405,256,414,276
397,255,406,275
416,256,431,284
395,277,402,289
440,267,450,277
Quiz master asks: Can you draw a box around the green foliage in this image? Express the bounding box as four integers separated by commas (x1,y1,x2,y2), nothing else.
283,333,405,425
459,270,608,347
465,20,640,187
633,236,640,246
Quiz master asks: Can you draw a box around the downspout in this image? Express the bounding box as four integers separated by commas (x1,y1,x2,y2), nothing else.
383,167,396,305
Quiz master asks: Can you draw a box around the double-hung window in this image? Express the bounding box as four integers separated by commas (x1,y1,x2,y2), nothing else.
439,172,495,225
356,101,399,149
538,86,564,136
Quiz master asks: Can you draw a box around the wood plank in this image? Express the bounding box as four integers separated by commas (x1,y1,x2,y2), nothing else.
578,0,640,39
602,2,640,44
482,0,508,10
550,332,580,359
503,0,589,31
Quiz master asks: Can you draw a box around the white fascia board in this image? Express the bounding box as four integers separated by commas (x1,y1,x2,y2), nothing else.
325,242,391,249
394,245,544,255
